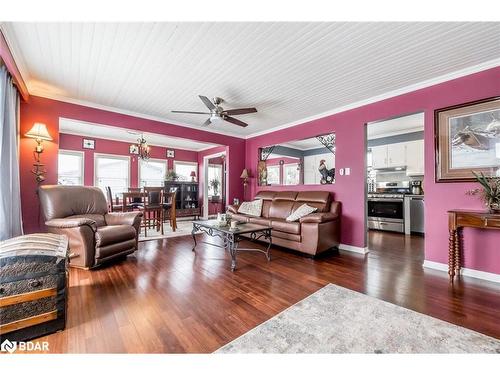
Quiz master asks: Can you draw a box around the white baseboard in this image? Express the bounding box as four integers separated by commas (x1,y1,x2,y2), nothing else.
423,260,500,284
339,243,369,254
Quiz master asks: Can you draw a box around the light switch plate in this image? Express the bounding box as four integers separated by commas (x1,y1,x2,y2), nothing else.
345,168,351,175
339,168,345,176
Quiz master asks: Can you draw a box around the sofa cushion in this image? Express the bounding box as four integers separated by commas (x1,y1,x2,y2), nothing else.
230,213,250,223
254,191,276,201
238,199,263,217
273,191,298,201
269,200,295,220
248,217,271,226
294,191,331,212
95,225,136,248
271,219,301,234
286,204,318,222
271,230,301,242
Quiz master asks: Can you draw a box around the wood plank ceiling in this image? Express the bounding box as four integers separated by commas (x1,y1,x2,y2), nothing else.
2,22,499,138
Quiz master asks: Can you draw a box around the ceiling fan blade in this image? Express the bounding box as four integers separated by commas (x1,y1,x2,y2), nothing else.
223,107,257,116
202,118,212,127
224,116,248,127
199,95,216,110
171,110,211,115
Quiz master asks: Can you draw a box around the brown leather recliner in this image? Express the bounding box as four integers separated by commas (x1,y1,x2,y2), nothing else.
38,185,143,269
228,191,340,256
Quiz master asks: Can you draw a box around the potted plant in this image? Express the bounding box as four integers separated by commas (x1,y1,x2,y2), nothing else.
165,169,179,181
210,178,221,202
466,171,500,213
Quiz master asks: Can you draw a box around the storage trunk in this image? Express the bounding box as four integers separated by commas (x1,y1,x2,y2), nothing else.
0,234,68,342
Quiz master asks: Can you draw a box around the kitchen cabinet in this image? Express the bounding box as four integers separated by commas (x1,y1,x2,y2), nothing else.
387,143,406,167
405,139,424,176
371,143,406,169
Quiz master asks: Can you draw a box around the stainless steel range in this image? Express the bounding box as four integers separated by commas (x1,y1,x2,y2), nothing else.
367,182,410,233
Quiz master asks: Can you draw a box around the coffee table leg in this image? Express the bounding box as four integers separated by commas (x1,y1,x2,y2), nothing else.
265,229,272,261
191,224,198,252
228,233,237,271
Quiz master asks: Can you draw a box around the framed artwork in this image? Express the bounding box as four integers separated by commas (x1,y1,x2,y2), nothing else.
129,144,139,154
166,149,175,158
435,97,500,182
82,139,95,149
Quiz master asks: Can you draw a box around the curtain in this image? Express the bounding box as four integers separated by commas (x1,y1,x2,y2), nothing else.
0,65,23,240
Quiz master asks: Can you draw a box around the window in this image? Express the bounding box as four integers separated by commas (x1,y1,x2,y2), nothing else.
266,165,280,185
139,159,166,187
58,150,84,185
94,154,130,196
284,163,300,185
174,161,198,182
208,164,223,197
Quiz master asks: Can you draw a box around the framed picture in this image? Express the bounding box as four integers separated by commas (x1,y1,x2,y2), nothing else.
435,97,500,182
166,149,175,158
129,144,139,154
82,139,95,149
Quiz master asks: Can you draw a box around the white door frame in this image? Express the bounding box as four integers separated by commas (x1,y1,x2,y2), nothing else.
202,151,227,219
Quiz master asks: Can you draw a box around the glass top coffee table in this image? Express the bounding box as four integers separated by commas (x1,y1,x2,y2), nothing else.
191,220,272,271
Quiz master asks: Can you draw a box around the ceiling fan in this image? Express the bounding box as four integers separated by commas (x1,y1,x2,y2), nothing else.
171,96,257,127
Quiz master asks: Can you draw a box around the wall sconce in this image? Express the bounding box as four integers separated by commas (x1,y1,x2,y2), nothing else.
25,122,52,183
240,168,250,200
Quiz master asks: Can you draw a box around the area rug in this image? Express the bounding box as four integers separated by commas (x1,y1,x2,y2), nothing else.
215,284,500,353
138,220,197,242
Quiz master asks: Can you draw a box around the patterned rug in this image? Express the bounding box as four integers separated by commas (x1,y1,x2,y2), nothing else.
216,284,500,353
138,220,196,241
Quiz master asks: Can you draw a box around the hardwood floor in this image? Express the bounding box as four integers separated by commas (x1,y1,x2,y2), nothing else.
33,230,500,353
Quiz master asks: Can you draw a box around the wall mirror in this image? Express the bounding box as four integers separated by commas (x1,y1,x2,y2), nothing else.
257,133,336,186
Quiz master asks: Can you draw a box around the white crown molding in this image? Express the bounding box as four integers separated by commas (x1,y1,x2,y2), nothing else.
423,260,500,284
244,58,500,139
339,244,369,255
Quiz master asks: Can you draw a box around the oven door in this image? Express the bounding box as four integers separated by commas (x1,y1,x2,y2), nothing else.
367,198,404,221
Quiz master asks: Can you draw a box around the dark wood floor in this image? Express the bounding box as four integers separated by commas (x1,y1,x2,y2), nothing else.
33,230,500,353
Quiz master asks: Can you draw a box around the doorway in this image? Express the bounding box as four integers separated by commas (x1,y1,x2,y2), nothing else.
365,112,425,258
203,151,227,218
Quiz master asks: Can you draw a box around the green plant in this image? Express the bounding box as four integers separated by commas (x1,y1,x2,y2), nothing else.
466,171,500,211
209,178,220,196
165,169,178,181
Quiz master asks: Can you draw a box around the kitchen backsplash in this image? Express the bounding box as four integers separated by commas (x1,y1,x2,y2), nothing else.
375,171,423,183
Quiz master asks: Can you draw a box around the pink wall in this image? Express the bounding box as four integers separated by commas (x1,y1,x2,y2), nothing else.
20,96,245,233
59,133,198,187
246,67,500,275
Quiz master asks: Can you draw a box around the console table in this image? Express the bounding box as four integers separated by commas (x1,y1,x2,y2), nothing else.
447,209,500,282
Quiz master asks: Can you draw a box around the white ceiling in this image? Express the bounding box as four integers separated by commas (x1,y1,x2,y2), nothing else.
367,112,424,140
59,118,218,151
2,22,500,138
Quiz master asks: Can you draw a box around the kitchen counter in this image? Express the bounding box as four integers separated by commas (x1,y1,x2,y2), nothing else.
405,194,424,198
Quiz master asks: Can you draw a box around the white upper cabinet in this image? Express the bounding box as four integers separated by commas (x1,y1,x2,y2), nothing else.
387,143,407,167
405,139,425,176
371,145,388,169
370,140,423,175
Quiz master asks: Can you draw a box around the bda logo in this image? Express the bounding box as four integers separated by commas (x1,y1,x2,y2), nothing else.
1,339,17,353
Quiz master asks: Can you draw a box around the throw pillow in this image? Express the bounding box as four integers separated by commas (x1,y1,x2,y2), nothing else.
286,204,317,222
237,199,263,217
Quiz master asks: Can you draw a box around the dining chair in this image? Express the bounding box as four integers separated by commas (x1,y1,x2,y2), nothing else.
162,189,177,232
122,191,148,236
105,186,122,212
143,187,164,235
128,187,144,209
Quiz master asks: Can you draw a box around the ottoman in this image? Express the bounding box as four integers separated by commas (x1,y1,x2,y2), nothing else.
0,233,68,342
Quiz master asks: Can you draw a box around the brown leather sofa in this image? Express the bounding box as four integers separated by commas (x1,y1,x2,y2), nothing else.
228,191,340,256
38,185,143,269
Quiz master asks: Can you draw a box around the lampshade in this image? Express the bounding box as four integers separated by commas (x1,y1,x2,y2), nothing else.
25,123,53,141
190,171,197,177
240,169,249,179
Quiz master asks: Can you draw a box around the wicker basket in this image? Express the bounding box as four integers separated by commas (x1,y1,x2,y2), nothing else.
0,234,68,342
